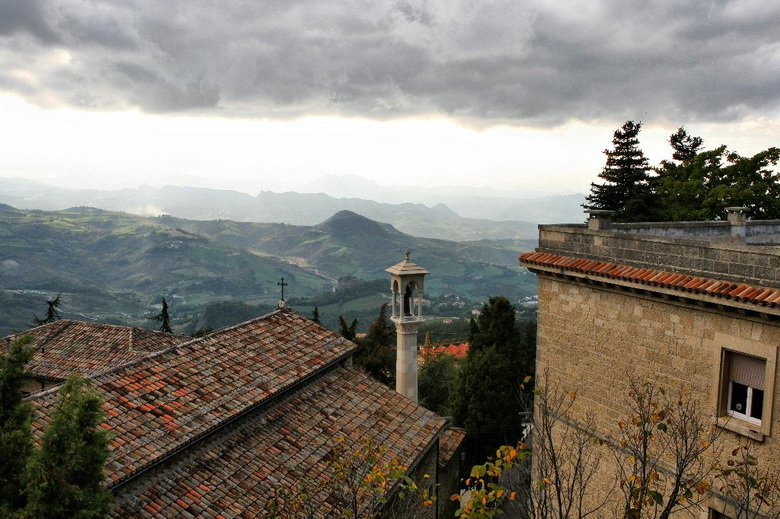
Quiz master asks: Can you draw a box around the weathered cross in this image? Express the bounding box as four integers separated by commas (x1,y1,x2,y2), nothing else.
277,277,288,301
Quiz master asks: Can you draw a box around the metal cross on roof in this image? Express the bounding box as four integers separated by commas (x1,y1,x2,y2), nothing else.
277,277,288,301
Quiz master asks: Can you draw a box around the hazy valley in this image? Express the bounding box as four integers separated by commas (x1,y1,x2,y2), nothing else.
0,201,538,337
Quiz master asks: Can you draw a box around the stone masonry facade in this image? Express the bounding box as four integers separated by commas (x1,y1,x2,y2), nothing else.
521,211,780,518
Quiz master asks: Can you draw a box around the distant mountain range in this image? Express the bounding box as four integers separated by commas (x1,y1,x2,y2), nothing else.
0,178,587,241
0,204,537,336
301,174,588,223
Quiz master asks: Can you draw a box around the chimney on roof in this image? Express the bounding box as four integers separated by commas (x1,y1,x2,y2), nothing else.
385,249,429,403
726,207,748,243
586,209,614,230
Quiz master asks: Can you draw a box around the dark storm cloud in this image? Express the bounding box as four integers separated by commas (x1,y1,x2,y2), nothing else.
0,1,60,44
0,0,778,125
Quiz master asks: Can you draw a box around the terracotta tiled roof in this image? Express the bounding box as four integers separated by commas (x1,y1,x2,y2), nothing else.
520,251,780,308
438,427,467,469
1,320,185,381
30,310,359,490
110,366,447,518
432,343,469,360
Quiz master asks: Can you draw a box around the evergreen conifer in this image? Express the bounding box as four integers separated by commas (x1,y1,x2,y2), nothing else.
585,121,658,222
32,294,62,326
24,376,110,519
0,336,35,514
149,298,172,333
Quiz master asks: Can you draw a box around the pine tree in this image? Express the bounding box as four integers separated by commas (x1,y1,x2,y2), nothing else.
420,331,433,365
419,353,457,416
714,147,780,220
338,315,358,341
354,304,395,387
585,121,658,222
452,346,517,438
24,376,110,519
669,126,703,162
656,127,780,221
656,129,719,221
468,296,518,355
0,336,35,514
312,306,321,325
32,294,62,326
452,297,535,455
149,297,172,333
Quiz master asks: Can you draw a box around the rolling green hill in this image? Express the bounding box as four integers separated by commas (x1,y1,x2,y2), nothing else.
0,205,537,336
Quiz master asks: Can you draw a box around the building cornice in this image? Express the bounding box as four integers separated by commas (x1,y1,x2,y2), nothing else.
520,251,780,319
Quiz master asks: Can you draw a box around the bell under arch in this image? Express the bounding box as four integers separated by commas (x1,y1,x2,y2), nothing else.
385,250,429,403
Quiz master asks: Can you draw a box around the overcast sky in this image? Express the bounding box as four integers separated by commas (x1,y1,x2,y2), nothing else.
0,0,778,197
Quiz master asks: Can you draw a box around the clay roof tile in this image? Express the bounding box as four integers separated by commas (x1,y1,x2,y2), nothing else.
519,252,780,312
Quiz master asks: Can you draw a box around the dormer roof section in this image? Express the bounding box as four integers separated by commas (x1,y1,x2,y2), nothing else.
1,320,185,381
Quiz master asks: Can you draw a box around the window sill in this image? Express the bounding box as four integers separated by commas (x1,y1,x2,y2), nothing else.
716,416,765,442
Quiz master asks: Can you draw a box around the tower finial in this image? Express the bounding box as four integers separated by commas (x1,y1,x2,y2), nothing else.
404,249,411,261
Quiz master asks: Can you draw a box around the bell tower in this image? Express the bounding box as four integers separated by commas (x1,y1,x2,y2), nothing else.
385,249,429,402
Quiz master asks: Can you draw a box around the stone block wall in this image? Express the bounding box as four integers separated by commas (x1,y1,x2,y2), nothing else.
535,274,780,516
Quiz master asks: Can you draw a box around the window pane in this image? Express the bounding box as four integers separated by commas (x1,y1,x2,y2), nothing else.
730,382,748,414
751,388,764,420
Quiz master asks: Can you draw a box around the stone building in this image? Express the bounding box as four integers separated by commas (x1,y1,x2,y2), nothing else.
6,309,463,518
520,209,780,518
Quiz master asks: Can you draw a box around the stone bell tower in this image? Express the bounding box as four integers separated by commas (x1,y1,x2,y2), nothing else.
385,249,429,403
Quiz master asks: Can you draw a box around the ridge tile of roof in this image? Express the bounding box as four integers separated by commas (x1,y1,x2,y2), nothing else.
30,310,359,488
519,251,780,309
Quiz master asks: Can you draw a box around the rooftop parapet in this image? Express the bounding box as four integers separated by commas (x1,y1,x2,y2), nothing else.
535,210,780,287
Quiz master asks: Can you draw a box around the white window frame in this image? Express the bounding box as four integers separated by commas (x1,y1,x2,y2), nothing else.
711,332,776,441
726,378,763,425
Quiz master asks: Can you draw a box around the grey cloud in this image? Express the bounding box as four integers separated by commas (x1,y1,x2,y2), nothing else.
0,0,778,125
0,1,60,43
395,1,435,26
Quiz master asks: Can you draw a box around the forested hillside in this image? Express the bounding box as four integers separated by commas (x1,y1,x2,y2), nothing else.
0,204,537,336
